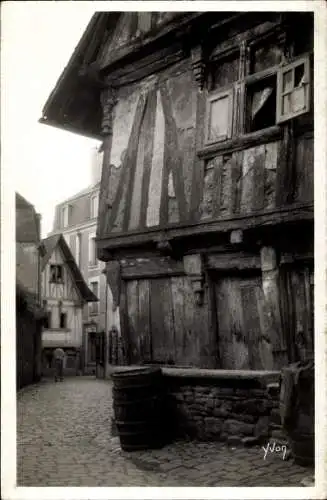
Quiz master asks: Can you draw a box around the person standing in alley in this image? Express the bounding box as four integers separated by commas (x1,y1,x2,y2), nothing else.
53,347,65,382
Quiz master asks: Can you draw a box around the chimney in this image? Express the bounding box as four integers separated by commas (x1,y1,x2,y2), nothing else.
90,146,104,186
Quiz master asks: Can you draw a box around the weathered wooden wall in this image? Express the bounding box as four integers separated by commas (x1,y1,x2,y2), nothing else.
96,13,313,372
99,61,197,237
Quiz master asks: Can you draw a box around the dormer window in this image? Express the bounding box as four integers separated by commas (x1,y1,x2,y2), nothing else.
61,204,72,228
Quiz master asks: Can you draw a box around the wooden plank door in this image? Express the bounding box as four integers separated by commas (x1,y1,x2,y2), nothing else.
150,278,176,364
215,275,273,370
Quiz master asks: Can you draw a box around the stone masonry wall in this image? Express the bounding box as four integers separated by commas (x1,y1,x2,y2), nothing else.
163,369,280,446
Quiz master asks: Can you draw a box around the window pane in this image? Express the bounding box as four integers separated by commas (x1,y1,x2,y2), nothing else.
283,70,293,92
211,56,239,89
246,76,276,132
282,95,291,115
253,43,283,73
291,86,306,113
208,96,229,141
294,64,305,87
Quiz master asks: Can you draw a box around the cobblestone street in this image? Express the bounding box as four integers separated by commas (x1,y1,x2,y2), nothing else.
17,377,313,487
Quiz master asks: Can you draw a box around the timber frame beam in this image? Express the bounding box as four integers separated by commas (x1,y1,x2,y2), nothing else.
96,203,313,255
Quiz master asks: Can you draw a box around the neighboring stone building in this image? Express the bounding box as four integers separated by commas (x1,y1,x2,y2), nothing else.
41,12,314,374
16,193,46,390
41,234,98,375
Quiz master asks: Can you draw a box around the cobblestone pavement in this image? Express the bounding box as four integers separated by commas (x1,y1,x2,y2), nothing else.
17,377,314,487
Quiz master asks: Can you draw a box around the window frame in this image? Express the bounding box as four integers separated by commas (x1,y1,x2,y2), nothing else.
90,194,99,220
76,233,81,267
88,233,97,267
89,279,99,315
204,87,234,145
202,28,312,151
49,264,63,284
276,55,311,124
60,312,68,329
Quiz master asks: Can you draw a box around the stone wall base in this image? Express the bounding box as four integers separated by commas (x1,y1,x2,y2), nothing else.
163,369,280,445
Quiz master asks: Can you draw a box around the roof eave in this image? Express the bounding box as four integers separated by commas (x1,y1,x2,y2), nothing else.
38,117,102,141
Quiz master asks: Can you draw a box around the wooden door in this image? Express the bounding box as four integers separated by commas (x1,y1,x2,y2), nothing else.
124,276,207,366
214,274,273,370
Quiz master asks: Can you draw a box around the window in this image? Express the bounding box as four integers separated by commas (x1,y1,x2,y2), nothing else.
204,32,311,146
246,76,277,133
50,264,63,283
88,234,97,266
60,312,67,329
276,57,310,123
62,206,68,228
89,281,99,314
76,233,81,267
90,194,99,219
43,311,52,329
62,205,72,228
205,89,233,144
210,54,240,90
251,41,283,74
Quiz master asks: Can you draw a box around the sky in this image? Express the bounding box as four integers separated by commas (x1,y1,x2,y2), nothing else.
3,2,100,237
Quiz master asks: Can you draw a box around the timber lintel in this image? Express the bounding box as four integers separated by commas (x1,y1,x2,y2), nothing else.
96,203,314,252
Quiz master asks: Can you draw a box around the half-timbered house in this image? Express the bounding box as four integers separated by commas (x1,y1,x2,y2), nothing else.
41,234,98,375
41,12,314,376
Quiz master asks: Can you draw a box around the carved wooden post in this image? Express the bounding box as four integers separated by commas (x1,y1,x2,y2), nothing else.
260,246,286,369
99,86,118,377
183,254,205,306
191,45,206,91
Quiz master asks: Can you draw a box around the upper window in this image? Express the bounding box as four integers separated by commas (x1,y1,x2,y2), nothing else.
61,204,72,228
205,89,233,143
88,233,97,267
50,264,63,283
204,33,311,146
276,57,310,123
210,53,240,90
250,40,283,74
90,194,99,219
246,75,277,133
76,233,81,267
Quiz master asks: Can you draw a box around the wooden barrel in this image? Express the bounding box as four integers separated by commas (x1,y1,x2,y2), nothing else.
111,367,167,451
280,361,314,466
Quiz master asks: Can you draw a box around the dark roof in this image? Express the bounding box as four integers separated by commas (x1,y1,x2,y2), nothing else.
41,234,98,303
39,12,213,138
39,13,120,140
16,192,40,243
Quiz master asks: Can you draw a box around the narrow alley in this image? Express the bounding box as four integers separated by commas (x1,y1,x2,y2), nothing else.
17,377,312,487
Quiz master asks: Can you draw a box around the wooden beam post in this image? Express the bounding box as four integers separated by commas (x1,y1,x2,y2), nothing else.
260,246,286,368
183,254,205,306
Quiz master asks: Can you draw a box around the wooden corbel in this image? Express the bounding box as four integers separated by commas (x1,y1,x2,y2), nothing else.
153,233,173,256
183,254,205,306
103,260,121,310
191,45,206,90
100,86,118,137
